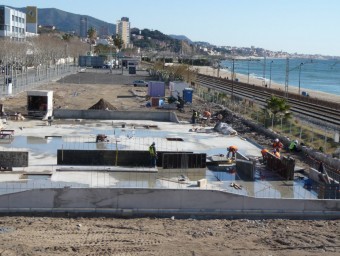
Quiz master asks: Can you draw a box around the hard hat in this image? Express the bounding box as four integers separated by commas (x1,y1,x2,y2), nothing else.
275,138,279,142
294,140,298,144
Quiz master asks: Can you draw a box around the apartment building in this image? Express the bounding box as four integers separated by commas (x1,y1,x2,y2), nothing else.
116,17,132,48
79,16,88,38
0,5,26,41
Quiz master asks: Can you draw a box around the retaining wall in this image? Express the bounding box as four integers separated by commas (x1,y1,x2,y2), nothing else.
53,109,179,123
0,188,338,219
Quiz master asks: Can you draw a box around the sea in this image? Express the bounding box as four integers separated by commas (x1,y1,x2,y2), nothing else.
220,58,340,96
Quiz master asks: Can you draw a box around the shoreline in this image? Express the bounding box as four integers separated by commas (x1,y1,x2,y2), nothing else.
194,66,340,103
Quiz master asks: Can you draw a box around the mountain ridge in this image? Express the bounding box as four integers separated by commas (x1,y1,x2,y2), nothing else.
17,7,116,35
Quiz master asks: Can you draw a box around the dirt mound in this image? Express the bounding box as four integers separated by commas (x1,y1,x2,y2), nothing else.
88,98,117,110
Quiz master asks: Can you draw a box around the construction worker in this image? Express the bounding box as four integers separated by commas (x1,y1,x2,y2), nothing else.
318,162,330,184
191,110,198,124
202,110,211,126
289,140,300,152
261,148,269,164
273,149,280,158
96,134,107,142
273,138,283,151
227,145,238,159
149,142,157,167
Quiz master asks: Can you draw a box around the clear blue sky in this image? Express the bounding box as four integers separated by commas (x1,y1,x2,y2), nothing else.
3,0,340,56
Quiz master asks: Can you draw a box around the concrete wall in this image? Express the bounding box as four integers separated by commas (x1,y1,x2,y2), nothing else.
53,109,179,123
0,188,338,219
0,151,28,167
236,159,255,181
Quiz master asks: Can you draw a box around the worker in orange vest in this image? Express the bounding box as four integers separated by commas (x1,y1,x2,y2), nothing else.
203,110,211,126
227,145,238,159
273,138,283,151
261,148,269,164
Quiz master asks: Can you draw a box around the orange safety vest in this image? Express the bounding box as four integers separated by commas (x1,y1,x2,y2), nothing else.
273,142,283,149
203,111,211,117
261,149,269,156
229,146,238,152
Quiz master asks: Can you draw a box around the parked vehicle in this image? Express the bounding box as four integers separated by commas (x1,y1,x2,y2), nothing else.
133,80,148,87
102,64,112,69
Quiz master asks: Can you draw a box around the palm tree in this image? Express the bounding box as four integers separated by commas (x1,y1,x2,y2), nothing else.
266,95,291,129
112,35,124,68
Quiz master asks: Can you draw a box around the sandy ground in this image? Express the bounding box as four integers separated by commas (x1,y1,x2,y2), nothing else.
0,69,339,255
0,216,338,256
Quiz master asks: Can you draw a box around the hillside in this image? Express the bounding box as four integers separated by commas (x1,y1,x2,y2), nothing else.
18,7,116,36
168,34,192,43
131,29,182,52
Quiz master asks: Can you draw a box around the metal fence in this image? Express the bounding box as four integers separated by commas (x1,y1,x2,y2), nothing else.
0,64,78,98
196,86,339,155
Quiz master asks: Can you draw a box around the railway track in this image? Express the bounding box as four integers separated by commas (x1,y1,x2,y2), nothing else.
196,74,340,129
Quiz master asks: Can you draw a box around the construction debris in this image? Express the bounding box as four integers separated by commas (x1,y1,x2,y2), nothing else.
230,182,242,190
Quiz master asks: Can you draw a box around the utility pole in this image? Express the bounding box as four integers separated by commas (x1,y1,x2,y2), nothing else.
231,59,235,103
247,58,250,84
269,60,274,88
284,58,289,98
298,63,303,95
262,52,266,86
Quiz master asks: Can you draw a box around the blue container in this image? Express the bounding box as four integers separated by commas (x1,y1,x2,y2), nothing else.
183,88,193,103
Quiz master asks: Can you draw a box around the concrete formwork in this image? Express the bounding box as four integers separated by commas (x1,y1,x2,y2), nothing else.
0,188,338,219
57,150,206,168
0,151,28,168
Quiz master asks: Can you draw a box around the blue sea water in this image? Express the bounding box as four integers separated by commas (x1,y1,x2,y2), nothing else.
221,58,340,96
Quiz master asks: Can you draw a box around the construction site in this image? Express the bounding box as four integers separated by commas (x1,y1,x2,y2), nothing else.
0,67,338,218
0,67,339,255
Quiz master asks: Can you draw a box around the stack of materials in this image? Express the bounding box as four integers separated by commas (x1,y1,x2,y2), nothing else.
214,122,237,135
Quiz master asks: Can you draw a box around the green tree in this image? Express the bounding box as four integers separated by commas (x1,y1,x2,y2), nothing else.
113,35,124,51
87,27,97,41
266,95,291,129
62,33,73,42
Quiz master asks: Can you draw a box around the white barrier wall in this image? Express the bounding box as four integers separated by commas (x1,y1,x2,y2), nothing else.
0,188,338,218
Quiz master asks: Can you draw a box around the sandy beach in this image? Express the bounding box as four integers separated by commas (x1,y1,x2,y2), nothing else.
195,66,340,104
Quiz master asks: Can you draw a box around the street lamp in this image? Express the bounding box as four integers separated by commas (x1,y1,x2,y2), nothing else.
298,62,303,95
269,60,274,88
